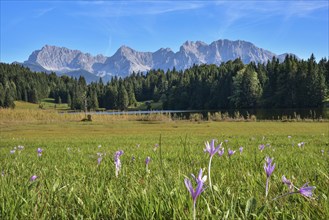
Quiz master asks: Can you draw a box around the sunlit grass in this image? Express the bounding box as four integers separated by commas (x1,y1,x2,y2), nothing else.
0,115,328,219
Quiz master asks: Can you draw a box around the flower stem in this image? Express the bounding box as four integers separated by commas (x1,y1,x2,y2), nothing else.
208,155,213,190
265,177,269,197
193,200,196,220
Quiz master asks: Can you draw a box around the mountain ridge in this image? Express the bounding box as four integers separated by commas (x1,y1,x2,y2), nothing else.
21,39,298,82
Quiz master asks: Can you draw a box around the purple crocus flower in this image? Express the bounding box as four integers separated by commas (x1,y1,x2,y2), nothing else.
10,150,15,154
282,175,293,191
97,157,102,165
145,156,151,173
18,145,24,150
297,142,305,148
30,175,38,182
153,143,159,151
264,156,275,177
184,169,206,220
218,147,225,157
239,146,243,154
228,149,236,157
299,183,315,198
204,139,222,157
259,144,265,152
37,148,43,157
264,156,275,197
145,156,151,165
204,139,222,189
114,150,124,177
191,169,207,183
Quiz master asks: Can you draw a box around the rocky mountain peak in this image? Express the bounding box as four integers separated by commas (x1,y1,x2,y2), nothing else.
22,39,299,82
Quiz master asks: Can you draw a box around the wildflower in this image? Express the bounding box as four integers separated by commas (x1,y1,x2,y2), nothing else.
204,139,222,189
10,150,15,154
297,142,305,148
282,175,293,191
184,169,207,220
30,175,38,182
299,183,315,198
228,149,236,157
204,139,221,157
264,156,275,197
273,181,316,201
145,156,150,165
37,148,43,157
114,150,123,177
145,156,151,173
218,147,225,157
18,145,24,150
191,169,207,183
97,157,102,165
321,149,324,155
131,156,135,162
259,144,265,151
153,143,159,151
239,146,243,154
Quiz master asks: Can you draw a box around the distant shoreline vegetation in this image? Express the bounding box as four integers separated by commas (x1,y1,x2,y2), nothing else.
0,54,328,112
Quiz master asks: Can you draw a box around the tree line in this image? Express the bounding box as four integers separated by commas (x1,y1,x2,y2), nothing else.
0,54,328,110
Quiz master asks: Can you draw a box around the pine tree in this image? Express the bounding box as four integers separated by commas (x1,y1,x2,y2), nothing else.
67,93,72,107
4,89,15,108
118,83,129,110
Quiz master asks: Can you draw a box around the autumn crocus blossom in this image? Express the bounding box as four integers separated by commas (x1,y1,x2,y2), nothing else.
37,148,43,157
114,150,123,177
145,156,151,165
273,181,316,201
204,139,221,157
259,144,265,151
184,169,207,220
282,175,293,191
145,156,151,173
204,139,222,189
30,175,37,181
228,149,236,157
299,183,315,198
97,157,102,165
264,156,275,197
218,148,225,156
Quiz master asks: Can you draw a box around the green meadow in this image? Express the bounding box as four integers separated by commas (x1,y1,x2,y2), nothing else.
0,109,328,219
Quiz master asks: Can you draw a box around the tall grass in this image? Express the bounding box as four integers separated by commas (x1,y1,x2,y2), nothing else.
0,117,328,219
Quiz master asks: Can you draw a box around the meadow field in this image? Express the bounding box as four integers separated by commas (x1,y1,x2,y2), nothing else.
0,109,328,219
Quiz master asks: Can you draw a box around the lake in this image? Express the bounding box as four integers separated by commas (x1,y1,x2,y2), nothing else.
85,108,329,120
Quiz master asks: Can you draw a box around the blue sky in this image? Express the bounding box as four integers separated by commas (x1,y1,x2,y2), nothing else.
1,0,328,63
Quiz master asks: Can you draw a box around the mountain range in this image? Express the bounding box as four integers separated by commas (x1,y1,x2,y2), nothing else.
20,39,296,82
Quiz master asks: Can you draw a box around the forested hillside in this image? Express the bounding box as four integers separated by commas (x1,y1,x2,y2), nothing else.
0,55,328,110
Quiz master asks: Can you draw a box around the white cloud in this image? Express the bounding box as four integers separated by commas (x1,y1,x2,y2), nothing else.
72,1,205,18
34,7,54,18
